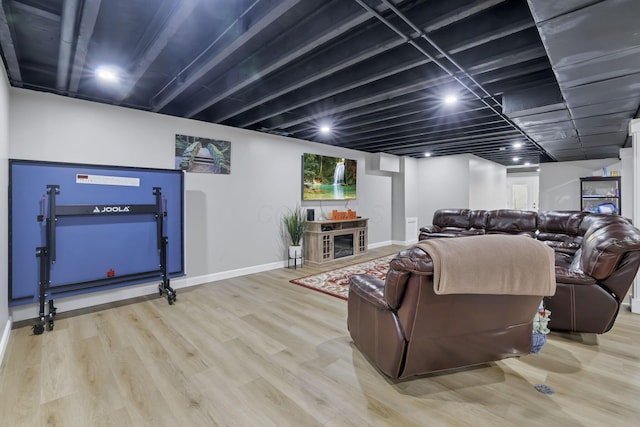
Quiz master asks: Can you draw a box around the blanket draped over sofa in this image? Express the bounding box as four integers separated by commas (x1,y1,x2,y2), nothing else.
416,235,555,296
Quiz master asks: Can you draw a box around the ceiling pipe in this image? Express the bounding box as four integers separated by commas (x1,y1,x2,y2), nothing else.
353,0,552,159
57,0,79,93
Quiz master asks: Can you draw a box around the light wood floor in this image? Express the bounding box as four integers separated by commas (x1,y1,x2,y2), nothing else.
1,244,640,426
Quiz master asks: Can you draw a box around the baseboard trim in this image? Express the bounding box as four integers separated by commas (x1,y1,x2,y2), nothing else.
391,239,418,246
172,260,287,288
0,318,12,367
368,240,393,249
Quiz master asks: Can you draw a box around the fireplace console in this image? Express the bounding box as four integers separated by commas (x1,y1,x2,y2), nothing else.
304,218,368,265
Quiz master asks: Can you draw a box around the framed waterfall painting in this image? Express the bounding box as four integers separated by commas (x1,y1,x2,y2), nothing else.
175,134,231,174
302,153,357,201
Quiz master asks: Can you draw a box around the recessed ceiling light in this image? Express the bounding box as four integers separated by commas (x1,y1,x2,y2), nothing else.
443,95,457,104
513,157,520,162
537,168,540,172
524,162,530,166
424,152,431,157
95,65,120,82
513,142,523,149
319,125,331,134
499,147,507,151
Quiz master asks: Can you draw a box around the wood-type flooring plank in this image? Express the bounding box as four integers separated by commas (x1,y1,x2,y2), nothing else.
2,245,640,426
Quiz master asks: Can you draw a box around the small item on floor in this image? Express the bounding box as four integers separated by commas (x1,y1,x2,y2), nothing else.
534,384,555,395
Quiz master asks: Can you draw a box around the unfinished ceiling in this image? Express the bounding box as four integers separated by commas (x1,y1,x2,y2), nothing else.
0,0,638,166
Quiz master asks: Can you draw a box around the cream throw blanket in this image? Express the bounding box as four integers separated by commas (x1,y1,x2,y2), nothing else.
416,235,556,296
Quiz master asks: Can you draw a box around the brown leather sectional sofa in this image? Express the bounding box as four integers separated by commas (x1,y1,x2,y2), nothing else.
419,209,640,334
347,208,640,379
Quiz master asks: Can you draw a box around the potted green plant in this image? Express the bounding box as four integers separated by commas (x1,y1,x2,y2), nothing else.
283,204,307,259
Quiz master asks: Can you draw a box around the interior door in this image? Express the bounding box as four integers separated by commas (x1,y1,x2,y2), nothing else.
507,175,539,210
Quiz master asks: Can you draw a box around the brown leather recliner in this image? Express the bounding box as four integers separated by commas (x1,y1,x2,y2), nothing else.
348,240,554,379
545,215,640,333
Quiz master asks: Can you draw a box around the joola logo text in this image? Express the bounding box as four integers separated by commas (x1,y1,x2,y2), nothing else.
93,206,131,213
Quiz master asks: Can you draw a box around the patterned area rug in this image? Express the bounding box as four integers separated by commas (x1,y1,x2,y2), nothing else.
290,254,395,300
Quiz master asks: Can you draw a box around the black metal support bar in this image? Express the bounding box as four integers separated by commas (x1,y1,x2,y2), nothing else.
56,204,157,216
158,236,176,304
33,246,48,335
46,269,164,295
48,299,57,331
46,185,59,263
154,187,164,251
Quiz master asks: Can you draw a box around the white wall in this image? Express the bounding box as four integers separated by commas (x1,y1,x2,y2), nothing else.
390,156,420,243
415,154,507,227
390,158,406,243
538,158,618,211
469,156,507,210
8,88,392,319
417,155,470,227
0,60,11,361
403,157,419,243
629,119,640,313
620,147,633,219
403,157,419,219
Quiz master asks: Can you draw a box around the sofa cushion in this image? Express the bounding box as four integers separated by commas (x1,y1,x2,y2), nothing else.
460,210,488,235
486,209,538,237
537,210,586,253
555,248,598,284
469,210,488,230
432,209,471,229
420,231,466,239
537,210,585,235
579,213,630,236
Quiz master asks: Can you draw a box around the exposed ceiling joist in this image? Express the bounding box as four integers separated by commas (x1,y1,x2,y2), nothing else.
2,0,636,166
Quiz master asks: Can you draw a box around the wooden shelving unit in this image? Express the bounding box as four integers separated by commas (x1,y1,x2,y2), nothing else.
304,218,368,265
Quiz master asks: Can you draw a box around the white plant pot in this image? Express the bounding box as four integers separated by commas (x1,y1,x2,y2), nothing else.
289,245,302,259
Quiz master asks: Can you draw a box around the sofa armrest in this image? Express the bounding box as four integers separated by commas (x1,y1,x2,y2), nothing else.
581,222,640,280
349,274,387,309
389,247,435,274
555,265,598,285
379,247,434,309
419,225,441,233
